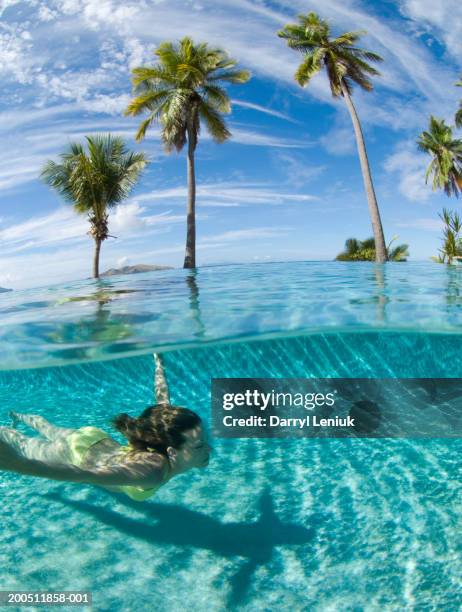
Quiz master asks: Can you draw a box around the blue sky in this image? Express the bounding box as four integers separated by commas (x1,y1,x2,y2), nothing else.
0,0,461,289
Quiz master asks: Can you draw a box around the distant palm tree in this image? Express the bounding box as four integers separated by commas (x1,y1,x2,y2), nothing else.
336,236,408,261
455,78,462,129
432,209,462,264
42,135,147,278
278,12,388,262
417,116,462,197
125,37,250,268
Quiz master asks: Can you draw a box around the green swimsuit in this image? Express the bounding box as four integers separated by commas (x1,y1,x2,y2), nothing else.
66,426,162,501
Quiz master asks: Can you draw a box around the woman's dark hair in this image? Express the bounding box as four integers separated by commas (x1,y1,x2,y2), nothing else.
112,404,201,457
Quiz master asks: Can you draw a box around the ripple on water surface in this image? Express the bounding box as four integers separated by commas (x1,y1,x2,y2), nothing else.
2,261,462,369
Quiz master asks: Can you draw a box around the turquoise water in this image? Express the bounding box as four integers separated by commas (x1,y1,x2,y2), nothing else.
1,262,462,610
3,261,462,370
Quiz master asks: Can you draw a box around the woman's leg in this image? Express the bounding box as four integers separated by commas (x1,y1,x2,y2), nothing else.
0,426,72,464
154,353,170,405
9,412,75,442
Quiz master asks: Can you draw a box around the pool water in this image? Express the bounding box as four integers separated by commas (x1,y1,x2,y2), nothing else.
1,263,461,610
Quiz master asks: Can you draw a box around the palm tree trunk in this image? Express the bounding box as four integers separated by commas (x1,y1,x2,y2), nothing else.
341,81,388,263
183,125,196,269
93,238,101,278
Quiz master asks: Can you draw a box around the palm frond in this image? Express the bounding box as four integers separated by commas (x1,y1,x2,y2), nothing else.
332,31,366,46
124,90,171,117
127,38,248,150
135,116,156,142
199,101,231,143
456,107,462,129
294,48,325,86
208,68,251,83
279,12,380,98
41,134,147,217
131,67,177,91
202,84,231,113
418,116,462,197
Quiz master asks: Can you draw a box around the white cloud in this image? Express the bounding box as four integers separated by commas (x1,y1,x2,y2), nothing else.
0,157,44,191
110,204,186,235
3,0,450,128
319,124,356,156
109,203,148,234
228,127,309,148
0,204,186,288
0,22,38,84
0,104,80,131
45,0,141,30
232,99,297,123
384,144,434,202
0,242,95,288
201,226,291,244
38,5,58,22
0,112,158,195
36,68,117,103
80,93,131,115
0,207,88,251
395,218,443,231
0,0,21,16
135,181,318,206
273,152,325,186
80,0,140,31
399,0,462,60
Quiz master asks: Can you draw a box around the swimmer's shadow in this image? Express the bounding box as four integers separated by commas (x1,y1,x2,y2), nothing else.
44,488,318,607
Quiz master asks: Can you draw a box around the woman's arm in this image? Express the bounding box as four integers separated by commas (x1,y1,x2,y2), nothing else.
0,440,166,488
154,353,170,405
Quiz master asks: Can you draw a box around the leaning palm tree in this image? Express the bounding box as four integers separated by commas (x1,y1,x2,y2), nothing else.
417,116,462,197
278,12,388,262
42,135,148,278
125,37,250,268
455,78,462,129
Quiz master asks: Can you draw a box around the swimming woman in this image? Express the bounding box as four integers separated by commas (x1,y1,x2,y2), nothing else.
0,355,211,501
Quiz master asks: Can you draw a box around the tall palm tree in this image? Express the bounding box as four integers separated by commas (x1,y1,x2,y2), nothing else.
455,78,462,129
42,135,148,278
125,37,250,268
278,12,388,262
417,116,462,197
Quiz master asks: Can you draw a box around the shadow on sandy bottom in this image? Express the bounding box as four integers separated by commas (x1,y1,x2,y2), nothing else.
44,488,325,607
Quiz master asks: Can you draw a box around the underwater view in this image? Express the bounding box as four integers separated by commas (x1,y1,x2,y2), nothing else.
1,262,461,610
2,0,462,607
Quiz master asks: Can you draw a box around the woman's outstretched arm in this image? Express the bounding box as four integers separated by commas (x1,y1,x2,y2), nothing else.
0,439,166,488
154,353,170,405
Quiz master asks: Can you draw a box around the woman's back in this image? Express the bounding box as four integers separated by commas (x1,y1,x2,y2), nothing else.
80,436,169,473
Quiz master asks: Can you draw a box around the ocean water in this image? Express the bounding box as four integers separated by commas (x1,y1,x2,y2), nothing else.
1,262,461,610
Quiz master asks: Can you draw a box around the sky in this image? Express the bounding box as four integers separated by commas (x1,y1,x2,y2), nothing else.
0,0,461,289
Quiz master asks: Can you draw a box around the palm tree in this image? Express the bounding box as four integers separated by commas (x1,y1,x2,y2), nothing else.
42,135,147,278
417,116,462,197
335,236,408,261
432,209,462,264
278,12,388,262
125,37,250,268
455,78,462,129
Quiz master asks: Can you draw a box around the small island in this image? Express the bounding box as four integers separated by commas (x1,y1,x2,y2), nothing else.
0,287,12,293
100,264,173,277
